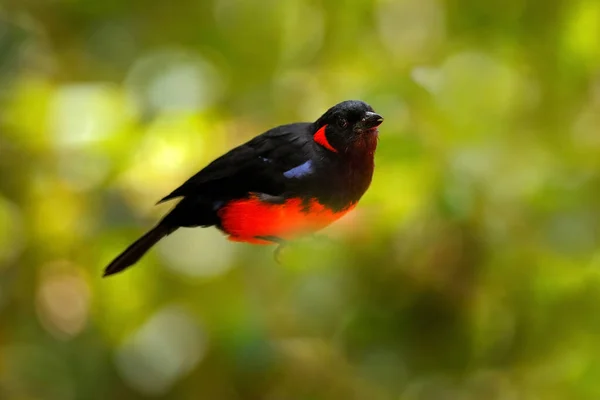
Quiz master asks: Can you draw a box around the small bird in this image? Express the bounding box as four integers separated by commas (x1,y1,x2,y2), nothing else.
103,100,383,276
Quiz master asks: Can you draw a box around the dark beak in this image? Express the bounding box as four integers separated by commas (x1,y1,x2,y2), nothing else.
359,111,384,130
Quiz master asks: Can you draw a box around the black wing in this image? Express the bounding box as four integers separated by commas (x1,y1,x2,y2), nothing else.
158,122,317,204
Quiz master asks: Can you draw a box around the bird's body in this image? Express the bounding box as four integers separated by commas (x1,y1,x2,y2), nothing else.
104,100,383,276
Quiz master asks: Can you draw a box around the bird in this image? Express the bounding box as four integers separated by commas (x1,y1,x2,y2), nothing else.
103,100,383,277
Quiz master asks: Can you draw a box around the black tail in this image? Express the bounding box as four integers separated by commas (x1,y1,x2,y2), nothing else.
103,224,176,277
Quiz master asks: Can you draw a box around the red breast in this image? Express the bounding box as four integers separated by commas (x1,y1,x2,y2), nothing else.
218,194,355,244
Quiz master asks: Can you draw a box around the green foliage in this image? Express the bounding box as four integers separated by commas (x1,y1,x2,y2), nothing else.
1,0,600,398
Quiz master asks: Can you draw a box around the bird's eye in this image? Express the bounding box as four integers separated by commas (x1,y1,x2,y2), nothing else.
338,119,348,128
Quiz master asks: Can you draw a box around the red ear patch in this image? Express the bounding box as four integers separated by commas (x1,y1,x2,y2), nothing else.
313,125,338,153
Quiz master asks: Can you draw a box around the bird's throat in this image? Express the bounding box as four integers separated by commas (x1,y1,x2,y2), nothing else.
351,130,378,156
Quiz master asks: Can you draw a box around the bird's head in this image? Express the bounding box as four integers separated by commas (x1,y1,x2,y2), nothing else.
313,100,383,154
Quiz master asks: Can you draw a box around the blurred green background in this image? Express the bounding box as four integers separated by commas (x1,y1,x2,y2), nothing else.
1,0,600,399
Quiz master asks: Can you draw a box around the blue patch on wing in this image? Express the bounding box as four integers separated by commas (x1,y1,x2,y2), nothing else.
212,200,224,210
283,160,314,179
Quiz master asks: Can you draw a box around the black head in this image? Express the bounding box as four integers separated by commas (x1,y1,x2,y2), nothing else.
314,100,383,154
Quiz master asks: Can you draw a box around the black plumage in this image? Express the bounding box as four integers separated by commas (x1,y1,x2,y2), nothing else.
104,100,383,276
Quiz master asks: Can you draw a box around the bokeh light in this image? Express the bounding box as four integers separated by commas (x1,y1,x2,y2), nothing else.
36,261,91,340
115,305,207,395
1,0,600,399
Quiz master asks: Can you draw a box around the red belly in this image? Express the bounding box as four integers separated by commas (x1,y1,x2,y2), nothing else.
218,195,355,244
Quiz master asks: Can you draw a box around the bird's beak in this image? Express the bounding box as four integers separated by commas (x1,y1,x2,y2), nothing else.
359,112,384,130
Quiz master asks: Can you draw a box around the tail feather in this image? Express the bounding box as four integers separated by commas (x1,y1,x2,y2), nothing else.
103,224,176,277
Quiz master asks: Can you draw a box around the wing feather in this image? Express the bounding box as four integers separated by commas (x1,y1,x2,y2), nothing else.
157,123,315,204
